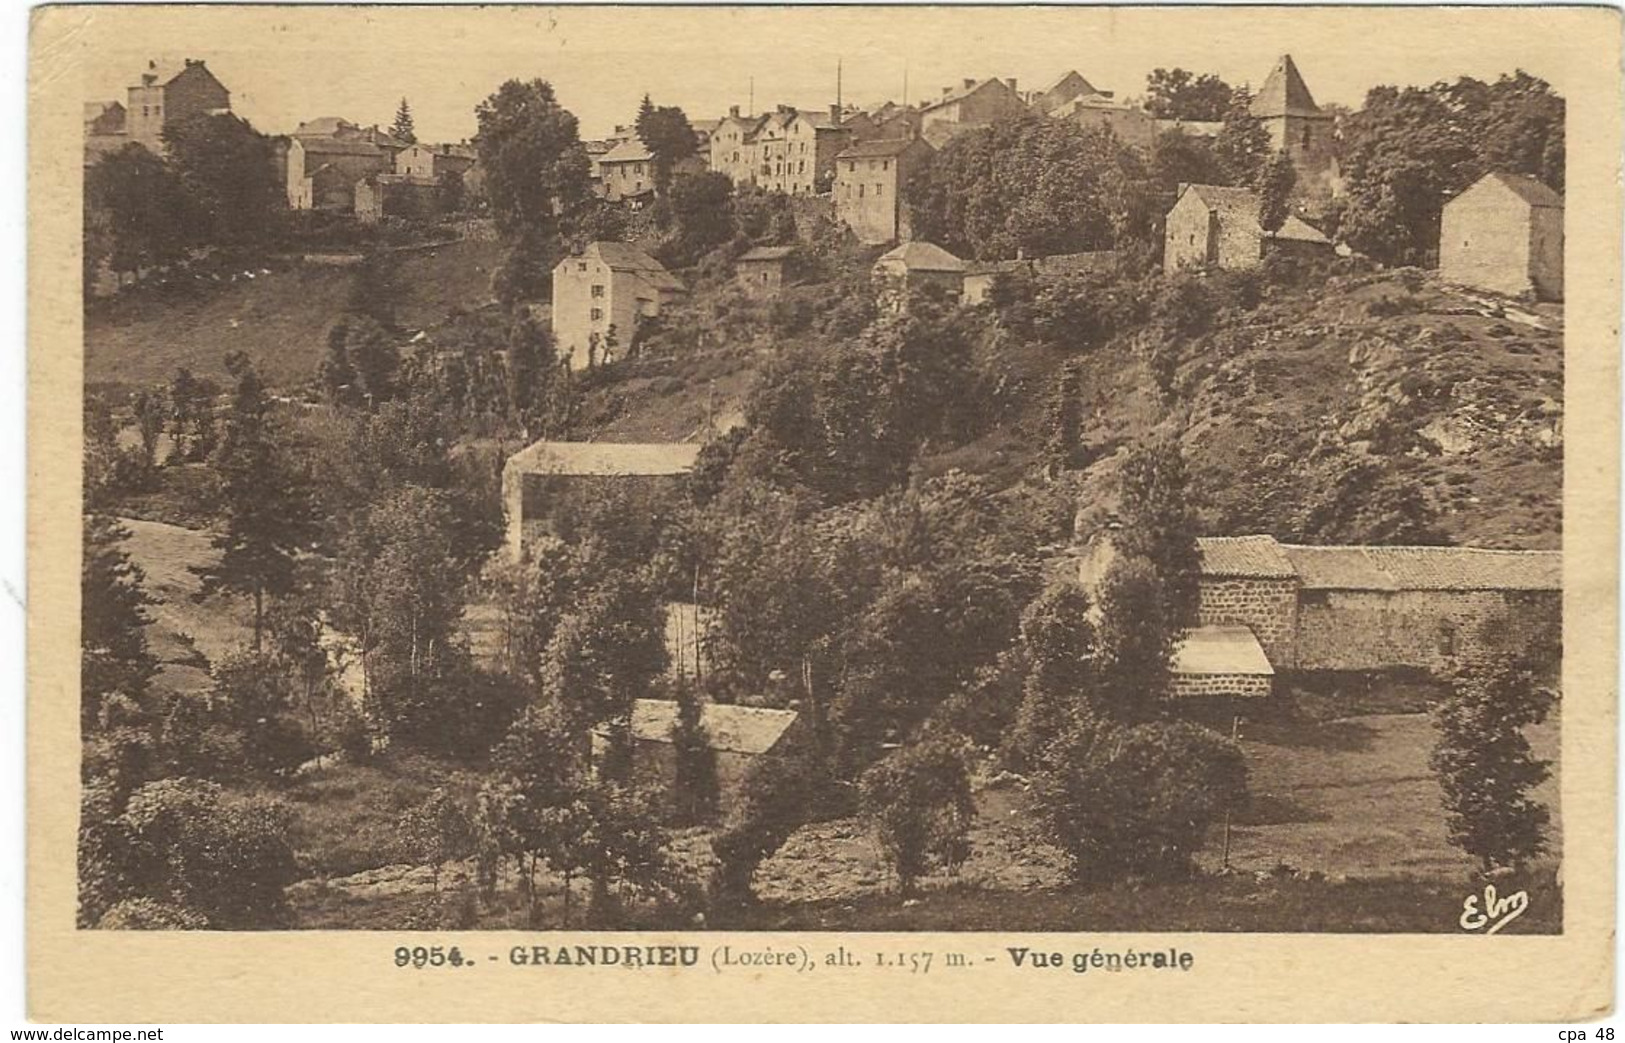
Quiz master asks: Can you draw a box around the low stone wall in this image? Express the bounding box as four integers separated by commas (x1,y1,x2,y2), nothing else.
1171,672,1273,699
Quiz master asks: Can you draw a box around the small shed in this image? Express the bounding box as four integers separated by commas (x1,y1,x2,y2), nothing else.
592,699,802,818
1170,625,1275,699
1440,172,1563,301
736,246,795,298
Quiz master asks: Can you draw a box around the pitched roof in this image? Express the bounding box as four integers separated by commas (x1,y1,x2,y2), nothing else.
611,699,799,755
920,77,1020,115
601,138,653,164
1172,626,1275,678
1273,214,1333,244
586,240,676,275
298,136,387,157
1250,54,1324,119
1052,94,1138,117
1478,171,1564,209
876,240,966,272
1184,183,1262,221
739,246,795,262
85,101,123,121
1198,535,1297,578
504,440,702,478
295,116,358,137
1224,537,1567,591
837,136,930,160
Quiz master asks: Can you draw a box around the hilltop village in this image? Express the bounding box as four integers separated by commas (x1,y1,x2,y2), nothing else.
80,50,1565,933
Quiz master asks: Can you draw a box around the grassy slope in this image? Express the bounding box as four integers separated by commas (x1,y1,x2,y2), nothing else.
85,238,505,390
119,515,249,693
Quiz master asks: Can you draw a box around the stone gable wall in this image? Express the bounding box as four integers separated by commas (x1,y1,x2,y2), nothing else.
1196,577,1299,667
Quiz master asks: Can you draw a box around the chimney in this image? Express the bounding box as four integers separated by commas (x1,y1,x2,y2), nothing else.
1005,77,1017,93
941,86,952,98
729,105,740,118
830,103,841,124
963,78,976,90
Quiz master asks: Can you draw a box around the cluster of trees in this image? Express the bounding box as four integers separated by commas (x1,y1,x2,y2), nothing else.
85,114,284,286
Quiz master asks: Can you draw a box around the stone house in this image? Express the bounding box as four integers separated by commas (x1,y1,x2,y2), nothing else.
1163,183,1332,273
752,106,854,196
1249,54,1338,207
709,108,768,188
834,136,935,245
1080,532,1561,691
354,173,440,223
1052,94,1157,148
283,136,390,211
550,241,687,369
591,700,802,818
501,440,703,561
1029,70,1110,116
962,251,1117,306
1439,172,1564,301
394,143,442,178
598,138,656,202
123,59,232,153
872,241,966,311
736,246,795,298
918,77,1029,148
584,139,614,196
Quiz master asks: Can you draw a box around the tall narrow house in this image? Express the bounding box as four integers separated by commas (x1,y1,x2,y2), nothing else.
1249,54,1337,206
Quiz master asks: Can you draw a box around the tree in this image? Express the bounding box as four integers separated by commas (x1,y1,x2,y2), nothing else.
191,353,311,652
858,739,975,896
167,367,218,462
669,678,719,824
473,79,591,237
319,323,360,406
1032,717,1247,884
1430,650,1558,872
1256,150,1298,233
504,313,561,435
81,515,158,730
1092,554,1175,722
206,650,315,777
84,144,191,280
1213,87,1271,186
1150,127,1222,195
635,99,699,196
1112,438,1202,631
710,753,820,908
1043,361,1085,475
1144,68,1234,122
1003,578,1095,772
133,389,166,470
392,97,418,145
661,172,734,267
399,788,479,893
161,113,282,247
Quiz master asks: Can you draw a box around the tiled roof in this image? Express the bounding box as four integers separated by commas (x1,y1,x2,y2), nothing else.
601,138,652,164
612,698,799,754
504,440,701,478
1186,184,1262,221
739,246,795,261
920,77,1020,115
1172,626,1275,677
836,136,928,159
1269,539,1563,591
876,240,966,272
295,116,358,137
1250,54,1323,119
1279,546,1397,590
298,137,387,157
1483,172,1564,209
1273,214,1332,244
1198,535,1297,578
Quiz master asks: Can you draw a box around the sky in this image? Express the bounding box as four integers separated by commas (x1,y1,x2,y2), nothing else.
76,6,1574,144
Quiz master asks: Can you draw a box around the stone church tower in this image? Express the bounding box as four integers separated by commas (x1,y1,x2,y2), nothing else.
1249,54,1338,209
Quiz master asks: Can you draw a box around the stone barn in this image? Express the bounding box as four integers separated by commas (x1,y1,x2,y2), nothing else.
1170,626,1275,699
1440,172,1564,301
591,700,802,818
872,241,966,311
1164,184,1332,273
501,440,701,562
735,246,794,298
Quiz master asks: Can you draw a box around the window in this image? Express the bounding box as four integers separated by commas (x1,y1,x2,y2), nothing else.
1438,626,1458,658
590,307,604,321
876,184,883,197
578,262,588,272
882,160,890,171
858,184,865,198
590,284,605,298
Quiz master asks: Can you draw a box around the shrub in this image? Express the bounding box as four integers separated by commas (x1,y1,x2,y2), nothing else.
710,753,820,907
1032,718,1248,884
858,739,975,895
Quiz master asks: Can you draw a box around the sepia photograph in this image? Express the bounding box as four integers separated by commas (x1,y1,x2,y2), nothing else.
25,2,1623,1025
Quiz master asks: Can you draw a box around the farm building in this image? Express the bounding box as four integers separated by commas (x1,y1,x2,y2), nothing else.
1440,172,1564,301
1079,532,1561,690
591,699,802,817
735,246,795,298
872,240,966,311
1163,184,1332,273
1169,625,1275,699
501,440,702,562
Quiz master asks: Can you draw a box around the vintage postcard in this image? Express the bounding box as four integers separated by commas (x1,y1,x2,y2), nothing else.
27,3,1621,1023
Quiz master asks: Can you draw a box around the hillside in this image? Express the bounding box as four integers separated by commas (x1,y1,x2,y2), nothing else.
85,237,506,390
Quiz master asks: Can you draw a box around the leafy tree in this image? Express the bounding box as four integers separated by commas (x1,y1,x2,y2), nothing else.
1256,150,1298,233
1032,717,1247,884
1430,650,1558,872
1150,127,1222,194
167,367,218,462
191,353,311,651
348,254,401,330
133,389,166,470
661,171,734,267
1213,88,1270,186
206,650,315,777
399,788,479,893
332,317,400,406
391,97,417,145
634,98,699,195
161,113,282,247
81,515,158,730
84,144,191,280
437,169,466,214
710,752,820,908
319,323,360,406
1002,578,1095,772
1111,438,1202,630
858,739,975,895
110,778,299,928
473,79,592,237
669,677,719,824
504,312,561,436
1092,554,1175,722
1144,68,1233,121
1044,361,1085,475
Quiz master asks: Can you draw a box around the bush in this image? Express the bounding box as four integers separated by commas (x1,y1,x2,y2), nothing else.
710,753,820,907
1032,718,1248,885
858,739,975,895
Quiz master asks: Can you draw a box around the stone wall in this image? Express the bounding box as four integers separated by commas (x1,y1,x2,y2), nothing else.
1295,589,1561,674
1196,578,1299,667
1171,672,1273,699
